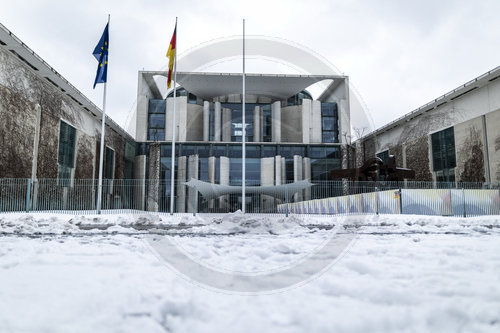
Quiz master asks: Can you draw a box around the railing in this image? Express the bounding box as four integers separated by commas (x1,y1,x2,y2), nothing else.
0,178,498,217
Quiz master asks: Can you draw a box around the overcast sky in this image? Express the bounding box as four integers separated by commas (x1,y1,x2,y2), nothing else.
1,0,499,135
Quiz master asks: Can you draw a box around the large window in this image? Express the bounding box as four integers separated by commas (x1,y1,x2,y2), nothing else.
58,120,77,186
321,102,339,143
148,99,166,141
262,104,272,142
310,146,341,181
376,150,389,164
105,147,115,179
431,127,456,182
286,90,312,106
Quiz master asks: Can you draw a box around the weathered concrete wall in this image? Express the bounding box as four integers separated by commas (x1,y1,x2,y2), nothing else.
485,109,500,182
0,46,129,180
0,85,37,178
405,136,433,181
186,103,203,141
281,105,302,143
454,117,485,182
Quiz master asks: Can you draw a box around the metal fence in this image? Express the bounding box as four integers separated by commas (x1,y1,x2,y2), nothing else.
0,178,499,217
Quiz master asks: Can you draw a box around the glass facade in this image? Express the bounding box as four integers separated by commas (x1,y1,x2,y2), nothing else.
321,102,339,143
286,90,313,106
147,99,166,141
431,127,456,182
262,104,272,142
221,103,256,142
167,87,199,104
153,142,341,185
376,150,389,164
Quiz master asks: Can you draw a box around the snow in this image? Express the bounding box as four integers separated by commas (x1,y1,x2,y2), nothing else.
0,212,499,332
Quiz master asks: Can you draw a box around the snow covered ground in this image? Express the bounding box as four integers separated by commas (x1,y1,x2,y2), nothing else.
0,212,499,332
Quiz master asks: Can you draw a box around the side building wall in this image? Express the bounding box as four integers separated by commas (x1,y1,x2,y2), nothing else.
0,45,130,180
356,77,500,183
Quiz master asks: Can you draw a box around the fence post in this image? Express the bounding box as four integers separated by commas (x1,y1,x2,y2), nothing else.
193,185,197,217
375,186,379,215
26,178,31,213
462,187,466,218
398,188,403,214
285,186,289,218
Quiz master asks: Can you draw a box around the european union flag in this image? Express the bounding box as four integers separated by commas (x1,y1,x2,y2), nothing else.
93,23,109,89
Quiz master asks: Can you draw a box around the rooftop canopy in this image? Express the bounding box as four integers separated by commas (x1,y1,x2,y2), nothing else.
141,71,345,101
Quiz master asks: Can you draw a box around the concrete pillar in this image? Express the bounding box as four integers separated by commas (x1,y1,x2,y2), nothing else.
253,106,261,142
222,107,232,141
208,156,216,210
214,101,221,141
30,104,42,210
293,155,303,202
281,157,286,184
133,155,146,210
275,155,282,186
271,101,281,142
341,145,349,196
187,154,199,213
176,156,187,213
311,100,322,143
203,101,210,141
219,156,229,210
302,99,311,144
260,157,275,212
303,157,311,201
147,143,161,212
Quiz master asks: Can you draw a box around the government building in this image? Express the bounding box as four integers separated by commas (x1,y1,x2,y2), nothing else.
1,19,500,214
134,71,351,212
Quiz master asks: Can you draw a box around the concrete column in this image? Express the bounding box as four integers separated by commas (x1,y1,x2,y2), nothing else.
176,156,187,213
275,155,282,185
253,106,261,142
187,154,199,213
203,101,210,141
341,145,349,195
208,156,216,209
30,104,42,210
311,100,322,143
133,155,146,210
219,156,230,210
214,101,221,141
222,107,232,141
135,74,150,142
281,157,286,184
260,157,275,212
271,101,281,142
293,155,303,202
302,99,311,144
482,115,491,183
147,143,161,212
303,157,311,201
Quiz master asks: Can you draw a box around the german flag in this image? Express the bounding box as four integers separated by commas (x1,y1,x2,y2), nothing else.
166,23,176,89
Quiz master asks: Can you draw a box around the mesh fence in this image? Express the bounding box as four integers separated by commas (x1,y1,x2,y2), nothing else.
0,178,498,217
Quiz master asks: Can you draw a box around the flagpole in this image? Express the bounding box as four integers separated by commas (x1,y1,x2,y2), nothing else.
169,17,178,215
96,14,110,214
241,18,246,214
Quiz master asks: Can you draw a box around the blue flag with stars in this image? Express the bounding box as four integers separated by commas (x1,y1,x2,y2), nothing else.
93,23,109,89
